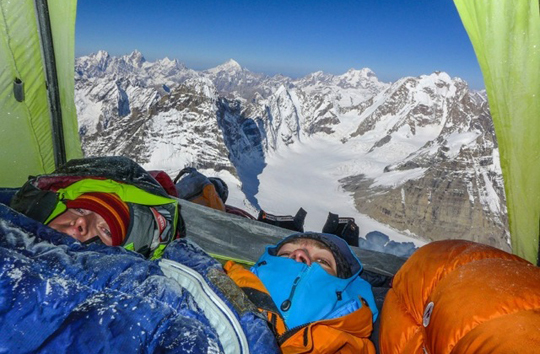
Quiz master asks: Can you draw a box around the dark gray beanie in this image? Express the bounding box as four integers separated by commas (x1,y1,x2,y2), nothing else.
272,232,362,279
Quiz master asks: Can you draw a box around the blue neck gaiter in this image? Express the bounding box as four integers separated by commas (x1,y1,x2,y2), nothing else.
251,250,357,330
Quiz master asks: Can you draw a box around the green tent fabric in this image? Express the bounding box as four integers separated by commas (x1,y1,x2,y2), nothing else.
453,0,540,264
0,0,82,188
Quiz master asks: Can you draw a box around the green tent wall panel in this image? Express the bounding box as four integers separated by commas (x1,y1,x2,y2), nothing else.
0,0,82,188
454,0,540,264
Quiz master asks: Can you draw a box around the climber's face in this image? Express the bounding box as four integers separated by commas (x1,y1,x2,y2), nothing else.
48,208,113,245
277,239,338,276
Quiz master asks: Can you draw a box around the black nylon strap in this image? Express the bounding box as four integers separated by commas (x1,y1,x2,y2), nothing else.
241,287,281,314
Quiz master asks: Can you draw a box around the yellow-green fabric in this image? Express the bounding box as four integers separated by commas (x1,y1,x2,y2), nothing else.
453,0,540,263
0,0,81,188
46,179,179,224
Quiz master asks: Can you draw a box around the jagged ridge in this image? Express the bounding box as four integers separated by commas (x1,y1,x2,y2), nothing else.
75,50,509,251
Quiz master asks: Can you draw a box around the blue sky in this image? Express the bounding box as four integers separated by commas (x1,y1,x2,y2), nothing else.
76,0,485,90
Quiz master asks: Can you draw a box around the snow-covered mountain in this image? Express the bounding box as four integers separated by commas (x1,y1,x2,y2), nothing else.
75,50,509,252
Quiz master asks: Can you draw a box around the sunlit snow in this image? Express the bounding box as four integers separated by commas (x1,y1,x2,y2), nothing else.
254,136,427,247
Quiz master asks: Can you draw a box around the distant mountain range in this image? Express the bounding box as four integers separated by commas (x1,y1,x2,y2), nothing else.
75,50,509,252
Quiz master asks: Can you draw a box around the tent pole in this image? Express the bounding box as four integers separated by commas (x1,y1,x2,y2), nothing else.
34,0,67,168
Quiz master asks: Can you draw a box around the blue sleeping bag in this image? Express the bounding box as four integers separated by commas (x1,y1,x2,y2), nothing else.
0,199,279,354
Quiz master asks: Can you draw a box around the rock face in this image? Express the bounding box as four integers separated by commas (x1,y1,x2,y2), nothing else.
75,50,510,251
75,52,231,174
340,75,508,250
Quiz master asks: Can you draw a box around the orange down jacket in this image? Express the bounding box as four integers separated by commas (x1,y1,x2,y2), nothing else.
379,240,540,354
224,261,376,354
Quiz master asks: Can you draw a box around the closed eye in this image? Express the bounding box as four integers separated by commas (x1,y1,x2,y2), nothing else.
100,227,112,238
72,208,86,215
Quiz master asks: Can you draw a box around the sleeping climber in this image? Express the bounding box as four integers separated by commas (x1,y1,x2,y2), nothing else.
10,156,184,259
224,232,379,353
45,191,130,246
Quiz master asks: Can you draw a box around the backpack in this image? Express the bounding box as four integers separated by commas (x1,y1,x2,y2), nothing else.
173,167,259,220
173,167,226,212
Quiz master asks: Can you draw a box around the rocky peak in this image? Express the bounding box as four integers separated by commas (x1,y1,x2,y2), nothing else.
297,71,334,86
339,68,377,84
207,59,243,74
125,50,146,68
94,50,110,65
159,57,183,68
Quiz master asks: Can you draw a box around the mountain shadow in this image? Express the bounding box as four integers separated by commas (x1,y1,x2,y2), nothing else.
216,98,266,209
